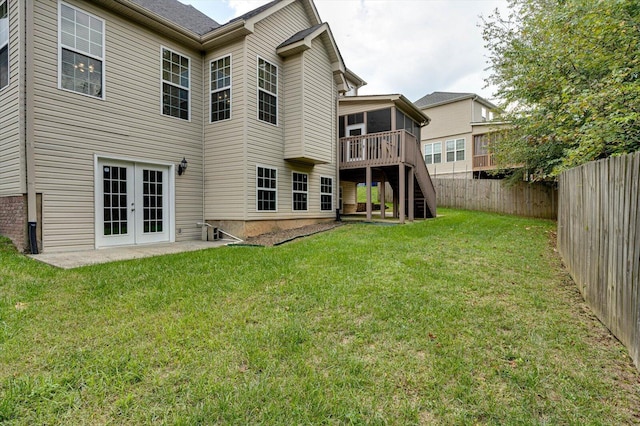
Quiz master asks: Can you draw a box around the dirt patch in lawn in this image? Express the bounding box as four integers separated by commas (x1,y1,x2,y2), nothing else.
238,222,344,247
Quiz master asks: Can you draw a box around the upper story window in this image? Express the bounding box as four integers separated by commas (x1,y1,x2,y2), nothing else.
292,172,308,211
257,57,277,125
162,47,190,120
446,138,465,162
59,2,104,98
0,0,8,90
424,142,442,165
321,177,333,211
481,107,487,121
210,55,231,122
257,166,277,211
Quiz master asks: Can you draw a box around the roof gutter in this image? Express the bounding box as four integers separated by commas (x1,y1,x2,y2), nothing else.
97,0,203,49
201,20,253,50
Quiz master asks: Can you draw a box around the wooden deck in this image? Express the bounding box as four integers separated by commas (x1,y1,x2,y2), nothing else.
339,130,421,169
472,153,496,171
339,130,436,221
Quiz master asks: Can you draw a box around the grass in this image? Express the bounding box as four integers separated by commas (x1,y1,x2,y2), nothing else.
1,209,639,424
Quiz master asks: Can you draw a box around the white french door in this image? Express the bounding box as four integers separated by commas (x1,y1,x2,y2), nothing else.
96,160,171,247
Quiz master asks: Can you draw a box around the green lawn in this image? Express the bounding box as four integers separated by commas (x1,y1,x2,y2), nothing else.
1,209,639,424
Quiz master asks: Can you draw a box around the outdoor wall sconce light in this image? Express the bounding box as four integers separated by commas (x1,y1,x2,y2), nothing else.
178,157,188,175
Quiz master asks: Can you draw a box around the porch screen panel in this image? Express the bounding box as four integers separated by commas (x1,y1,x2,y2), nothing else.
367,108,391,134
143,169,163,233
103,166,128,235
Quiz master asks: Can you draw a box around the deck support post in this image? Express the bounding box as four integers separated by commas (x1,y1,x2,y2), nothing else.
380,174,386,219
408,166,414,222
366,166,372,221
399,164,405,224
393,189,398,218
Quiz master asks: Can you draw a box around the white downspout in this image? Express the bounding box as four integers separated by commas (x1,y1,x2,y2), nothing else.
24,0,37,253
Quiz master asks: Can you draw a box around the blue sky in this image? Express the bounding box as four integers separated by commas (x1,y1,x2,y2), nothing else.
178,0,509,103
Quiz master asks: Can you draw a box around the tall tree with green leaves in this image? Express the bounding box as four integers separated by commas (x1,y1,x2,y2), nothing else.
483,0,640,181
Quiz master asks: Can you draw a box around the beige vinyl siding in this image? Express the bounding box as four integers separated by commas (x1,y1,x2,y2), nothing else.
283,36,334,165
32,0,203,252
203,40,246,220
422,132,473,179
245,0,317,220
300,36,333,163
283,53,303,159
338,100,394,118
420,100,475,178
0,0,24,196
421,100,472,139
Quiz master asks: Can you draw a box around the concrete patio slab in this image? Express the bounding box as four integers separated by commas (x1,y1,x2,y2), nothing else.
29,240,232,269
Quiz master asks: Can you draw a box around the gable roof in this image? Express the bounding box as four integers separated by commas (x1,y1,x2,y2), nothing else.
275,22,348,92
227,0,281,24
414,91,498,110
339,94,430,126
278,23,326,48
128,0,220,35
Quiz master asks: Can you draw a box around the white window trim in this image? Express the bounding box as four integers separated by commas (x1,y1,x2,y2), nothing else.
57,1,106,99
320,176,334,211
0,0,9,91
292,171,309,212
256,164,278,212
256,55,278,126
424,142,442,165
210,53,232,123
445,138,466,162
93,154,176,248
160,45,191,121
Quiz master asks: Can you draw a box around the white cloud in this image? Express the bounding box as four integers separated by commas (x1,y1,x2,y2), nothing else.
181,0,509,103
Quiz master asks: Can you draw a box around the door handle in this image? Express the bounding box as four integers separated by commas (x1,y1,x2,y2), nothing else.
131,202,135,212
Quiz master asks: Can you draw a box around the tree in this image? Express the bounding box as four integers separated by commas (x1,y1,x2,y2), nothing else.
483,0,640,181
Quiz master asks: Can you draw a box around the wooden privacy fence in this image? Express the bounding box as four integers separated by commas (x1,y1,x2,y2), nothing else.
557,152,640,370
433,178,558,219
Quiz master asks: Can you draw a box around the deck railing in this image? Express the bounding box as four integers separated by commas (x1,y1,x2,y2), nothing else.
339,130,436,218
473,153,496,170
339,130,419,169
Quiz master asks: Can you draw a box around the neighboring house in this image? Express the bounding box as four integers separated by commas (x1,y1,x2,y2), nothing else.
414,91,508,179
0,0,351,253
338,95,437,222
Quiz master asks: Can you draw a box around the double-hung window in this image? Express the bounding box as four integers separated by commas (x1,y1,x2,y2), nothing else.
446,138,465,162
257,57,277,125
257,166,277,211
424,142,442,165
321,177,333,211
162,47,190,120
59,2,104,98
0,0,8,89
292,172,308,211
210,55,231,122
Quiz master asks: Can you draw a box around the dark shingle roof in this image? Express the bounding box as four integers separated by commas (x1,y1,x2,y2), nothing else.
129,0,220,35
413,92,475,109
277,23,325,48
227,0,282,24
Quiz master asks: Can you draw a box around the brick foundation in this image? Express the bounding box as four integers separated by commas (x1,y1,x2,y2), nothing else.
0,195,28,252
